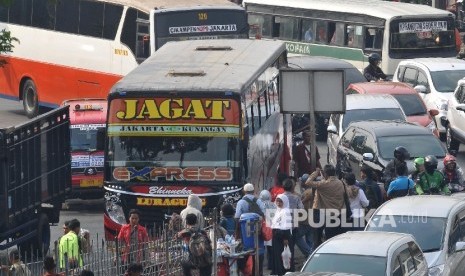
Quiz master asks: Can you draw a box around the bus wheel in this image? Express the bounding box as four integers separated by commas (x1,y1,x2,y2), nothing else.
22,79,39,118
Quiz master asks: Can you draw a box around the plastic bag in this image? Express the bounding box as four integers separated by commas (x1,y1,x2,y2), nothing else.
281,245,291,269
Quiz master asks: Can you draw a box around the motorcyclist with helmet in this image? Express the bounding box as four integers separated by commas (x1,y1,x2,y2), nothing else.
415,155,450,195
363,53,388,82
410,157,425,182
441,154,465,193
383,146,410,189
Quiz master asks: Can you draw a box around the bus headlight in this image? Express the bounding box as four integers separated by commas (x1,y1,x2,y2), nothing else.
106,201,126,225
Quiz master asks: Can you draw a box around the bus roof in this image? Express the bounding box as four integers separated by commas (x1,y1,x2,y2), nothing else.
110,39,286,94
243,0,453,21
107,0,239,13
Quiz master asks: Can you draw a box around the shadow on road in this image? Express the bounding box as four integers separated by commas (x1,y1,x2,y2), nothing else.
63,198,104,213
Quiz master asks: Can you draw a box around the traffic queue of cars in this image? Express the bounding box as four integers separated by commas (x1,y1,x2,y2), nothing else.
299,56,465,276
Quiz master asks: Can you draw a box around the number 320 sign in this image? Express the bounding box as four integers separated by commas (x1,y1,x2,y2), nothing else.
198,13,208,20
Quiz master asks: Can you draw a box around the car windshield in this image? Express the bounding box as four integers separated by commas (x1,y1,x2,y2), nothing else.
378,135,446,160
367,215,447,253
392,94,427,116
302,253,386,275
430,70,465,92
342,108,405,131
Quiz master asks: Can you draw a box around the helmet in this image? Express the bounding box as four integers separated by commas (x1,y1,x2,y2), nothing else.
424,155,438,174
368,53,381,66
414,157,424,169
394,146,410,161
444,154,457,171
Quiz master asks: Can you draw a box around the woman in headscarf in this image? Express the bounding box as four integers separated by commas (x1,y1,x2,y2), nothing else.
259,190,276,270
180,194,205,230
270,194,293,276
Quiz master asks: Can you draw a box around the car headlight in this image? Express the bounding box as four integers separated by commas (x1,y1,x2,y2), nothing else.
437,101,448,111
429,264,444,276
106,200,126,225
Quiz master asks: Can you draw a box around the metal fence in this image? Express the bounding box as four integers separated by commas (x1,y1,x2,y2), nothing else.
1,210,259,276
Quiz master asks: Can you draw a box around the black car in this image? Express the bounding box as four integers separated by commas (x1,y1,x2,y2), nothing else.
288,56,366,141
336,120,447,181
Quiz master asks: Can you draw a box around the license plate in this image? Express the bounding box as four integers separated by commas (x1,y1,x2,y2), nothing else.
80,178,103,188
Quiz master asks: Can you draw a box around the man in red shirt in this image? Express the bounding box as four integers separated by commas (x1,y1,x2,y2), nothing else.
294,131,321,177
269,172,287,202
118,209,149,267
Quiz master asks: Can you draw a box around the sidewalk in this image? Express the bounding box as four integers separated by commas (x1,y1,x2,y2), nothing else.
263,246,308,275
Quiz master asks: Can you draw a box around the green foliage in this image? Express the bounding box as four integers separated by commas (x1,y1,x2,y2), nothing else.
0,29,19,66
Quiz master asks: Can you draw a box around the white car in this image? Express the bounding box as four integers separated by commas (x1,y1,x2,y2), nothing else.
443,78,465,152
393,58,465,137
326,94,407,166
300,231,428,276
366,196,465,276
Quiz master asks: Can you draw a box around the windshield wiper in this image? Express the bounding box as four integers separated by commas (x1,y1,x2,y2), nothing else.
407,112,427,116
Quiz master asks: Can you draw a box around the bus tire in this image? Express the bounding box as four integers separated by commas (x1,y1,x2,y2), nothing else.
22,79,39,118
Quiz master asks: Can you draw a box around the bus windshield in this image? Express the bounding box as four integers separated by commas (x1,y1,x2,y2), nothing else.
389,18,455,55
71,124,105,152
106,96,242,183
154,9,249,49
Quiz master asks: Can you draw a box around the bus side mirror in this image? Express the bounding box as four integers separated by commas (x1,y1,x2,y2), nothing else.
96,128,105,151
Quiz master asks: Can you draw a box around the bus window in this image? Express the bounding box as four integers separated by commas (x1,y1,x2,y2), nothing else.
248,13,273,38
55,0,79,34
365,27,384,49
103,4,123,40
136,20,150,61
346,25,364,48
275,16,299,40
32,0,56,30
9,0,32,26
315,21,328,44
301,19,315,42
122,8,149,62
79,1,104,38
0,5,7,21
331,22,345,46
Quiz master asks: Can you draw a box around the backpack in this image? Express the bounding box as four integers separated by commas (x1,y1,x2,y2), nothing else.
188,230,212,268
243,197,264,217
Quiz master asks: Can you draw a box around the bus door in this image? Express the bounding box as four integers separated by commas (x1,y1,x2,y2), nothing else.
136,18,151,63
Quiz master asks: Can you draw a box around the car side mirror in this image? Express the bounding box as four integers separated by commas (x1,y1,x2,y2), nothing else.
455,241,465,252
414,85,429,94
429,109,439,117
96,128,106,151
456,104,465,112
363,152,374,162
327,124,338,134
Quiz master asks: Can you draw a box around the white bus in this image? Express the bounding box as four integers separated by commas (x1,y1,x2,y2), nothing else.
244,0,457,76
102,39,291,237
0,0,248,118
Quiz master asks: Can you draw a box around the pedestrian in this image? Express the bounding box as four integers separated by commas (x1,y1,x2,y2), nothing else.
180,194,205,230
59,218,83,269
344,172,369,231
124,263,143,276
259,189,276,270
269,172,287,202
283,178,311,268
304,165,346,247
0,249,31,276
42,256,63,276
177,213,212,276
270,194,293,276
234,183,265,275
117,209,149,268
359,164,384,210
79,270,94,276
294,130,322,178
219,203,236,236
387,162,415,198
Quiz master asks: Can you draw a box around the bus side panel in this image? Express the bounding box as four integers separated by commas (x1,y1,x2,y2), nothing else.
248,112,289,191
0,24,137,105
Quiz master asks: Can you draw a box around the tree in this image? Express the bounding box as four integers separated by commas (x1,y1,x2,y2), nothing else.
0,0,19,66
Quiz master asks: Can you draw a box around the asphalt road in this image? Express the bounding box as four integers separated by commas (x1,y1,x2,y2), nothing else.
2,97,465,254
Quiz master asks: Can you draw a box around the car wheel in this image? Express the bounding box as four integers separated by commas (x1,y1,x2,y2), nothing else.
446,127,460,152
22,79,39,118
